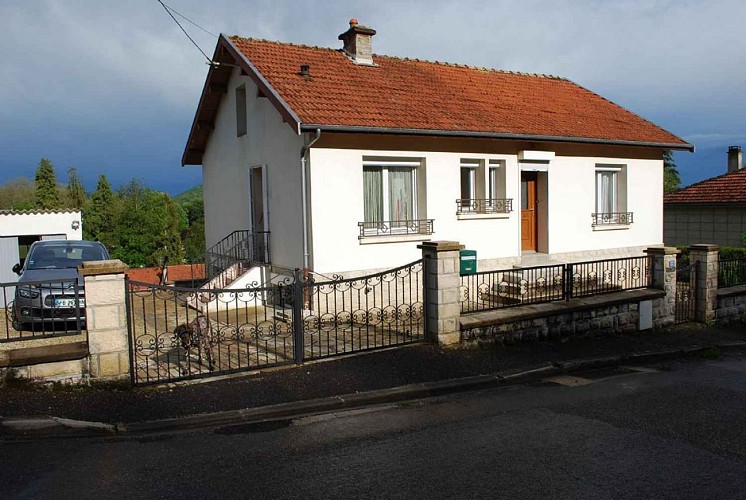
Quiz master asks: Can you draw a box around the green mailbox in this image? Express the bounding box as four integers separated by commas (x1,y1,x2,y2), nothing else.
460,249,477,275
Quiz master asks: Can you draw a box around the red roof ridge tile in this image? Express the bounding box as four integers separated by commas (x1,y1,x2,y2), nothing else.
231,35,567,81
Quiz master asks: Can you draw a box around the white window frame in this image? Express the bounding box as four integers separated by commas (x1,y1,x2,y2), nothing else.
594,165,630,227
362,158,420,235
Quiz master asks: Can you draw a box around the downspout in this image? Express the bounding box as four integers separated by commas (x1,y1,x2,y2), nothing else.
300,129,321,271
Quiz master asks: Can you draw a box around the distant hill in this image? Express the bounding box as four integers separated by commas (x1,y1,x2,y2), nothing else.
174,185,202,205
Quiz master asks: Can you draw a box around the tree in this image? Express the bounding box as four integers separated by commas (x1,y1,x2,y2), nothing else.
663,150,681,194
109,180,186,267
34,158,62,209
65,168,87,210
85,174,117,247
0,178,35,210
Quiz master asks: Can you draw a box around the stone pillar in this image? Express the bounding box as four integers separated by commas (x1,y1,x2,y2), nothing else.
79,259,130,381
689,244,719,323
418,241,464,346
644,247,679,327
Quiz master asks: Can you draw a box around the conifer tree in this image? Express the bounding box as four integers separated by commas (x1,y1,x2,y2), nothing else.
85,174,116,246
34,158,61,209
65,167,87,210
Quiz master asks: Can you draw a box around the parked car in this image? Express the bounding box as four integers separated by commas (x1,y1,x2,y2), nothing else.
11,240,110,331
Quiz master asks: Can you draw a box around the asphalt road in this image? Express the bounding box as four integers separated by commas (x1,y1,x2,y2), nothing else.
2,356,745,499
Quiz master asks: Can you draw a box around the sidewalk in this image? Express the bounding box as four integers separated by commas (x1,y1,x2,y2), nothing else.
1,323,744,432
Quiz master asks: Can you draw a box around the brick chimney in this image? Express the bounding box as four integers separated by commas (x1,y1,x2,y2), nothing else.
338,18,376,66
728,146,743,172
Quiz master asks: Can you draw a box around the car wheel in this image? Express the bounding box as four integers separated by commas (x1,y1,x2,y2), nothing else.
11,319,25,332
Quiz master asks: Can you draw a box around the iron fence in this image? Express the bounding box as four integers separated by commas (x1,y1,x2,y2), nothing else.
461,255,651,314
303,260,424,359
718,258,746,288
460,264,565,313
126,259,425,385
568,256,650,298
126,276,295,385
0,279,84,342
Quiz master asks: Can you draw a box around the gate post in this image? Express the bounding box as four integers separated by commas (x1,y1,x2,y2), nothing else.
79,259,130,381
291,269,305,363
690,244,719,323
418,241,464,346
644,247,679,326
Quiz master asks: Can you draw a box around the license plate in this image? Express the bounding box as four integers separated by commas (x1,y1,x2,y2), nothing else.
54,298,85,308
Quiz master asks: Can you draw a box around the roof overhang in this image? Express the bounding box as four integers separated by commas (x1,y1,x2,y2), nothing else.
182,34,302,166
299,124,695,152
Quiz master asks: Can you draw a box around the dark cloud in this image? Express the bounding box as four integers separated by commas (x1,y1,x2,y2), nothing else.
0,0,744,192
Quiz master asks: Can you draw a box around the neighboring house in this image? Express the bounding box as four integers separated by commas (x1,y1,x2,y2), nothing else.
0,209,82,285
127,263,206,288
183,20,692,277
664,146,746,247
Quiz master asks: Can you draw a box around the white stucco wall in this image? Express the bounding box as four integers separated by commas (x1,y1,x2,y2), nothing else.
0,211,82,240
545,156,662,254
201,67,305,268
308,148,663,275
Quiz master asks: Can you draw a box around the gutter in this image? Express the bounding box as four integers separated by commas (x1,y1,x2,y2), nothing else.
299,124,695,152
300,129,322,271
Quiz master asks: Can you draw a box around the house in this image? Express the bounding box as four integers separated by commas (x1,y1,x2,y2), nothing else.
0,209,82,285
127,263,206,288
182,19,692,278
664,146,746,247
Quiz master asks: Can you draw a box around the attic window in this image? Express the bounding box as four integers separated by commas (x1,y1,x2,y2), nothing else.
236,85,247,137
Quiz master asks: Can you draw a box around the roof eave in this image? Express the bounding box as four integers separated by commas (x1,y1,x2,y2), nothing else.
299,124,694,152
181,35,303,166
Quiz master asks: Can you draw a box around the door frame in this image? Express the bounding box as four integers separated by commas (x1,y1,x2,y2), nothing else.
521,172,538,251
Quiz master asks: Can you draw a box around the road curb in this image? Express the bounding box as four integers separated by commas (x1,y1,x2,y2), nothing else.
3,342,745,439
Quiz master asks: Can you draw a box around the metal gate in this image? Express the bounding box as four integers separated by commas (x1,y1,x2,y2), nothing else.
674,260,698,324
126,260,424,385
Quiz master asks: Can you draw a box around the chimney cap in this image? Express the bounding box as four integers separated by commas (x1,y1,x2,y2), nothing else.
729,145,742,152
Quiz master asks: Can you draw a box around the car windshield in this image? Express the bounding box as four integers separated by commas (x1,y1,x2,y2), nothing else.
26,244,107,270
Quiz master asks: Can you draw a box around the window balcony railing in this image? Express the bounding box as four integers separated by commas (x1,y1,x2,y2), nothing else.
592,212,634,226
456,198,513,215
358,219,434,238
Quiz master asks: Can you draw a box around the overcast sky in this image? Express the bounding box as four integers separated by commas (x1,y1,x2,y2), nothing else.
1,0,744,195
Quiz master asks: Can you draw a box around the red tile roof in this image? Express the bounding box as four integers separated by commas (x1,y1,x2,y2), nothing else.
232,37,688,147
127,264,206,285
664,169,746,204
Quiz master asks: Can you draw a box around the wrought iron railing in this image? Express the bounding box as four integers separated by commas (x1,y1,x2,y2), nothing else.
1,279,84,342
568,256,650,298
456,198,513,215
592,212,634,226
205,230,270,283
358,219,434,238
126,259,425,385
461,255,651,313
718,258,746,288
460,264,565,313
126,277,295,385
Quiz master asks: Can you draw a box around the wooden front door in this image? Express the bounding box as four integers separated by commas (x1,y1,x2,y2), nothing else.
521,172,537,251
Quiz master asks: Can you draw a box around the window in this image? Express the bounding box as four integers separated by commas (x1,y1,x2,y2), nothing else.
236,85,247,137
594,165,630,225
456,158,511,215
361,158,431,237
460,161,477,201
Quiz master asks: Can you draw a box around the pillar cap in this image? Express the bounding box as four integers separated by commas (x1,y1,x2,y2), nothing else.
417,241,465,252
689,244,720,252
78,259,129,276
644,247,680,255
